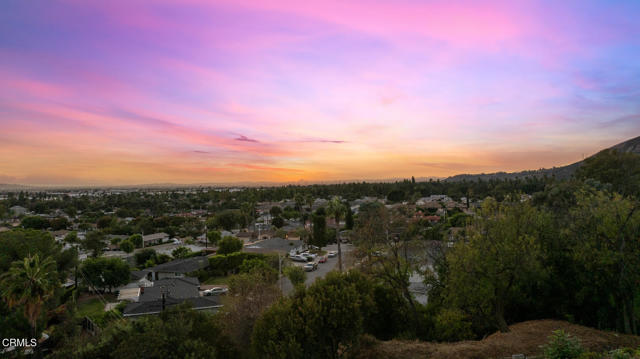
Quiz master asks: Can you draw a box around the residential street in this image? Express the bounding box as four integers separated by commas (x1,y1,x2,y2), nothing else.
281,243,353,295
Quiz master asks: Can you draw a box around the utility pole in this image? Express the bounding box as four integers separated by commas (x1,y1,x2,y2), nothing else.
337,229,342,272
161,286,167,311
278,253,284,294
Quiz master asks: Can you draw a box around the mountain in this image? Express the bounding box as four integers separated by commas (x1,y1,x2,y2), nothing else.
445,135,640,182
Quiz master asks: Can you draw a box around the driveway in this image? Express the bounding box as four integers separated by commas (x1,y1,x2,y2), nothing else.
281,243,353,295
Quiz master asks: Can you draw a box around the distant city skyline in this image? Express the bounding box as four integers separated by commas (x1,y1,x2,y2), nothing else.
1,0,640,186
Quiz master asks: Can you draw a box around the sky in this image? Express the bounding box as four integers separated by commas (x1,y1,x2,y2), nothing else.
1,0,640,186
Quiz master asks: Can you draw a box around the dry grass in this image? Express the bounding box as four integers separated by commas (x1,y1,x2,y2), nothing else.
356,320,640,359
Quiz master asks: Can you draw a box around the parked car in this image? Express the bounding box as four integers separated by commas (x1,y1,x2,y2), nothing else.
301,252,317,259
303,262,318,272
318,255,327,263
291,255,307,262
328,251,337,258
203,287,228,296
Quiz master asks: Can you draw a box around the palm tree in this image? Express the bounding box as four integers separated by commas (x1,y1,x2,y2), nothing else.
327,197,346,272
0,254,58,339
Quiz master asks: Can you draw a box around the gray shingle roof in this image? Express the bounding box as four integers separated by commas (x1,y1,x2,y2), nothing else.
138,277,200,302
146,257,208,274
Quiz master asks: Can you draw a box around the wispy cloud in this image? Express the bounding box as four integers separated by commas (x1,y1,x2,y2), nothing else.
235,135,260,143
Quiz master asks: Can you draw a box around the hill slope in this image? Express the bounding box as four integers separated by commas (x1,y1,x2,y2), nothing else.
446,135,640,182
357,320,640,359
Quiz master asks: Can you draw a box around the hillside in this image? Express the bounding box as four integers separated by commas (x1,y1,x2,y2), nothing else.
446,135,640,182
357,320,640,359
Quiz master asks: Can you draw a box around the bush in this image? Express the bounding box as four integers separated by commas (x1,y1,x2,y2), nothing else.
608,348,640,359
542,330,584,359
283,265,306,287
217,236,243,255
171,246,193,259
119,240,134,253
433,308,473,342
208,252,266,277
129,234,143,248
21,216,50,229
135,249,157,266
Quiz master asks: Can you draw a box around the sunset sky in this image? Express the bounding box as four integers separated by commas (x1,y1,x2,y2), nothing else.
1,0,640,186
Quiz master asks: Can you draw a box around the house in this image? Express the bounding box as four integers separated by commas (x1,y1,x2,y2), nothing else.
142,232,169,246
144,257,209,280
424,215,441,224
9,205,28,216
121,277,222,318
50,230,69,242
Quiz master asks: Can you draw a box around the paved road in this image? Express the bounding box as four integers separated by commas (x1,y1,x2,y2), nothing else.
281,243,353,295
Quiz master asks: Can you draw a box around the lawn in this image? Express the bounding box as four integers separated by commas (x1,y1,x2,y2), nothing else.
76,298,105,320
202,276,232,285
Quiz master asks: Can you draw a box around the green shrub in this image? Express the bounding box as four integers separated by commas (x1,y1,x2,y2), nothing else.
542,330,584,359
608,348,640,359
433,308,473,342
208,252,265,276
283,265,306,287
577,352,601,359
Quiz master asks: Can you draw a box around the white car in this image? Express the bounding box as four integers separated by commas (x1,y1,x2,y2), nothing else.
291,255,308,262
301,252,317,259
327,251,337,258
303,262,318,272
203,287,228,296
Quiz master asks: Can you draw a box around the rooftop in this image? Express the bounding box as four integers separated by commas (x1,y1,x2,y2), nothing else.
146,256,209,274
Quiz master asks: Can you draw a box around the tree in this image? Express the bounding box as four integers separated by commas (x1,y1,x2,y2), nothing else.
216,210,241,231
327,197,347,271
353,202,388,262
135,249,157,267
272,216,285,228
345,203,354,230
21,216,50,230
294,194,304,212
81,257,130,293
224,271,281,357
269,206,282,219
64,231,79,244
97,215,115,229
387,189,406,202
171,246,193,259
0,229,77,282
218,236,243,255
311,213,327,247
443,198,546,333
57,304,238,359
240,202,254,230
251,271,376,359
238,258,278,283
50,217,69,230
83,231,106,257
0,254,58,339
119,240,134,253
569,190,640,334
283,265,306,288
207,229,222,248
128,233,143,248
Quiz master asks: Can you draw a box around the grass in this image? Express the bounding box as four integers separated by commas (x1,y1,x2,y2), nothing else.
76,298,105,320
202,276,232,285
